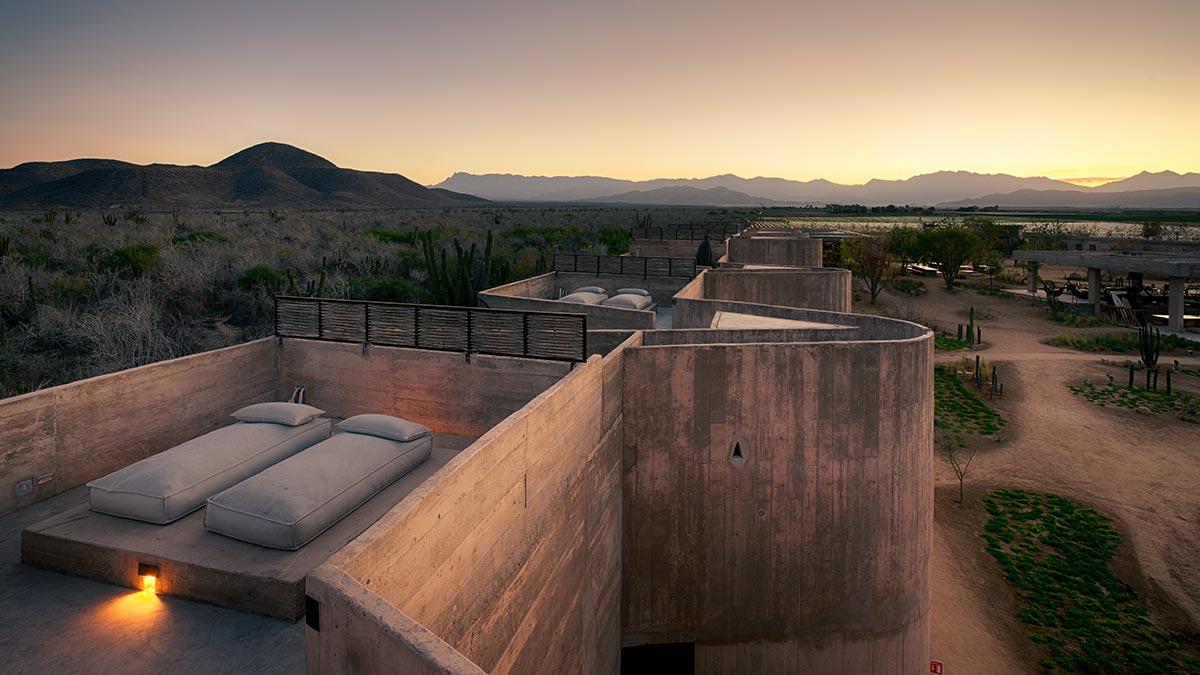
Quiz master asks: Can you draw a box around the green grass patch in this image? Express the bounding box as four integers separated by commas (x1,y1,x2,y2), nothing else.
935,335,970,351
1046,332,1200,354
1069,381,1200,418
983,489,1200,673
934,367,1006,441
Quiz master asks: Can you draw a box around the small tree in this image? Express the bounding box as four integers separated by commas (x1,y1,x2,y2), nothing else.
841,236,892,304
919,225,981,290
885,226,922,274
939,427,977,508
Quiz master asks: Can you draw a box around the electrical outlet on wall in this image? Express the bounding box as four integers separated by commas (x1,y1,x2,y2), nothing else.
14,479,33,497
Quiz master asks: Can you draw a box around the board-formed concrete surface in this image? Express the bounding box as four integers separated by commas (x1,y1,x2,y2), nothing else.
0,487,304,675
0,338,279,516
306,337,636,674
21,433,474,620
725,232,824,267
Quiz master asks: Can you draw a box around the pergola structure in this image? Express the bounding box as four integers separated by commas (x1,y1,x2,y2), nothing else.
1013,250,1200,332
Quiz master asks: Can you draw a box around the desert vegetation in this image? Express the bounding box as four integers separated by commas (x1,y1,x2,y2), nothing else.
983,489,1200,672
933,364,1006,443
0,206,709,398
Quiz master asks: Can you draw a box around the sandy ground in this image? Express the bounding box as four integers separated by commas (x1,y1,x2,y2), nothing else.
855,270,1200,673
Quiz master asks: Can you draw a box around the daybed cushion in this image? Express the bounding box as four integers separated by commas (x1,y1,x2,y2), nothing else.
560,291,608,305
602,293,654,310
572,285,605,294
616,288,650,297
231,401,325,426
205,431,434,550
88,418,331,524
337,413,431,442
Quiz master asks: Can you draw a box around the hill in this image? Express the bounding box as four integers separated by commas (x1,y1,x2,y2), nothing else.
938,186,1200,209
436,170,1086,205
0,142,485,209
583,185,780,206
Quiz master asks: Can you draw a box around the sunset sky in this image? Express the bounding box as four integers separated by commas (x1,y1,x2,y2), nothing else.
2,0,1197,186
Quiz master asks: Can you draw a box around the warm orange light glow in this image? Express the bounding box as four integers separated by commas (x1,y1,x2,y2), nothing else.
142,574,157,593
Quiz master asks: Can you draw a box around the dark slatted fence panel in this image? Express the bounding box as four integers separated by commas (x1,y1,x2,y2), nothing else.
274,297,586,362
551,254,695,278
630,223,741,241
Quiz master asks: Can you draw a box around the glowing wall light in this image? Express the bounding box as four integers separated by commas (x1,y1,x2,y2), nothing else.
138,562,160,593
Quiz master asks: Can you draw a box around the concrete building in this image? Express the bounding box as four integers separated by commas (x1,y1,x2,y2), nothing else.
1,225,933,673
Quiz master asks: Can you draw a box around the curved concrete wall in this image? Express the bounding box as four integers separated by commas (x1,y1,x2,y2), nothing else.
726,234,823,267
621,333,932,671
701,267,852,314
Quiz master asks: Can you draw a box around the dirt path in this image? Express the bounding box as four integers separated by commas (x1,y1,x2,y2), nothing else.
856,275,1200,671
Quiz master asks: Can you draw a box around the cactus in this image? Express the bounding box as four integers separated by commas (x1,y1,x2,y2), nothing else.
1137,321,1162,373
419,229,495,306
284,257,327,297
967,306,976,347
101,212,119,227
0,236,9,258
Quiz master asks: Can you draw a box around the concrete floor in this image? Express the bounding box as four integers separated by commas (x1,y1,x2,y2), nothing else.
0,487,305,674
655,306,673,329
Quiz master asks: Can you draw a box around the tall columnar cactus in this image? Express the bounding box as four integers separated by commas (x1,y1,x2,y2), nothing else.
419,229,496,306
1137,321,1162,372
285,257,327,297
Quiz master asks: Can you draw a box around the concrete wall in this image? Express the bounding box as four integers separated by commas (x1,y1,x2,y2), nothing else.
0,339,278,516
278,339,571,439
306,334,640,674
702,268,852,314
621,334,933,672
726,234,824,267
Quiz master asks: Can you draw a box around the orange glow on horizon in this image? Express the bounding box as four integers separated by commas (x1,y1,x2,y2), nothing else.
1,2,1197,183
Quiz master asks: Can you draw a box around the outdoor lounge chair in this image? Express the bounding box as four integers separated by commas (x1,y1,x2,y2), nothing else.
602,293,654,310
87,403,331,524
204,414,433,550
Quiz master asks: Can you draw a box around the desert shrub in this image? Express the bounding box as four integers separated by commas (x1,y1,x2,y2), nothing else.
599,227,631,255
367,227,421,246
16,245,52,268
1046,332,1200,354
98,244,160,278
348,276,431,304
171,229,226,245
1049,311,1114,327
935,335,969,351
983,489,1199,672
1069,381,1199,419
891,277,926,296
237,265,283,292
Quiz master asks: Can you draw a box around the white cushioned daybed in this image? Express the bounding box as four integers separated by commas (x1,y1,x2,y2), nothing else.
559,290,608,305
88,403,330,524
204,414,434,550
601,293,654,310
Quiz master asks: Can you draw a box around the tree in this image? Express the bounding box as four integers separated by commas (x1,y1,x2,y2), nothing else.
695,235,715,267
841,236,892,304
939,427,977,508
918,225,981,290
885,226,921,274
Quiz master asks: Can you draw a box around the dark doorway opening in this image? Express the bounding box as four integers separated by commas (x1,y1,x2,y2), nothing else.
620,641,695,674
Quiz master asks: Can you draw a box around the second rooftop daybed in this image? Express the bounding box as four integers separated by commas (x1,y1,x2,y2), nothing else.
205,414,434,550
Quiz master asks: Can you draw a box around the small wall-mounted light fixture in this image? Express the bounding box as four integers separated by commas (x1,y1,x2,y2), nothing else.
138,562,160,593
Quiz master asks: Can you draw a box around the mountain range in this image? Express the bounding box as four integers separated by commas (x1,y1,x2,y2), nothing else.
436,170,1200,208
4,142,1199,209
0,143,477,209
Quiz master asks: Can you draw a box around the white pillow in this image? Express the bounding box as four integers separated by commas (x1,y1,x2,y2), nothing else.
602,294,653,310
337,414,431,442
616,288,650,297
572,286,605,294
231,402,325,426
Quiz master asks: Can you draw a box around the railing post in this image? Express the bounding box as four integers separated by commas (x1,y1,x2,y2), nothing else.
364,303,371,345
413,307,421,348
523,313,529,357
273,295,280,336
465,309,473,362
317,299,323,338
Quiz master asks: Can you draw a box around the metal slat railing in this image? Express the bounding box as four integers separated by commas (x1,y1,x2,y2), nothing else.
629,223,742,241
552,253,697,279
274,296,587,363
